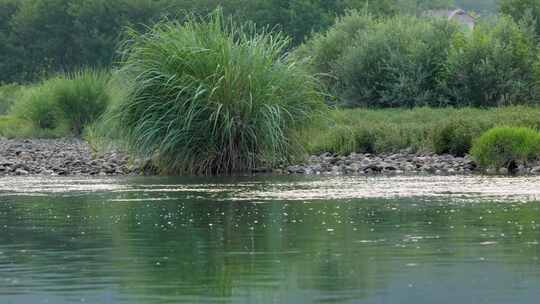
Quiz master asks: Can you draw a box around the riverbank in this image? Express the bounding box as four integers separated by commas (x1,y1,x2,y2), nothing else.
2,138,540,177
287,152,477,175
0,138,135,176
287,152,540,176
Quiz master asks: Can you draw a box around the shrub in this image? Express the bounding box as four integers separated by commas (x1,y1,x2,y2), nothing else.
9,70,111,136
298,14,460,107
339,16,459,107
470,127,540,169
294,11,376,99
104,11,325,175
431,118,487,156
300,13,540,108
499,0,540,36
443,16,540,106
10,84,65,131
51,70,111,135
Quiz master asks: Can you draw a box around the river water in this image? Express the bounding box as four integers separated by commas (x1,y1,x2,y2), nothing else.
1,175,540,303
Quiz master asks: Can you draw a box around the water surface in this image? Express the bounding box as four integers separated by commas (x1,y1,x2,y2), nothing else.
1,175,540,303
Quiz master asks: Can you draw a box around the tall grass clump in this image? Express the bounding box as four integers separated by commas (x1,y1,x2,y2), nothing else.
444,16,540,106
52,70,112,135
10,84,65,132
104,11,325,175
471,127,540,169
9,70,111,136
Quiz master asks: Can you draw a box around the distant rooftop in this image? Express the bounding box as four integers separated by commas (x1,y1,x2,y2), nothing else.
423,9,476,29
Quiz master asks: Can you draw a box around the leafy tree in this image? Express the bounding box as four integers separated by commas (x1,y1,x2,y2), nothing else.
0,0,501,83
0,0,20,82
499,0,540,36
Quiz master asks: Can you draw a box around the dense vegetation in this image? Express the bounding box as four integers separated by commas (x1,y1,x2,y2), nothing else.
302,106,540,157
500,0,540,36
1,0,491,83
100,12,324,175
2,0,540,174
297,12,540,107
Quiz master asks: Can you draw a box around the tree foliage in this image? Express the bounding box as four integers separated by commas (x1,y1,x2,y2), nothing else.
0,0,470,83
499,0,540,36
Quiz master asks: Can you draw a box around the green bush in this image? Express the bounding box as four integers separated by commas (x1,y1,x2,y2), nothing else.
297,14,460,107
52,70,111,135
339,16,459,107
471,127,540,169
10,84,65,131
294,11,376,100
103,11,325,175
499,0,540,37
9,69,111,136
300,13,540,108
431,118,487,156
443,16,540,106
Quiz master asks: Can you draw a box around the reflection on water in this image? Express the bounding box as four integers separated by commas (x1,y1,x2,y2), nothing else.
0,175,540,304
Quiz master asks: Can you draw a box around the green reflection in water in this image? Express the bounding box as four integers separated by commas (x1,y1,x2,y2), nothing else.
0,176,540,304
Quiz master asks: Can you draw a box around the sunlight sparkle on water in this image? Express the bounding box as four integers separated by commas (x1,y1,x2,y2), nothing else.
1,175,540,203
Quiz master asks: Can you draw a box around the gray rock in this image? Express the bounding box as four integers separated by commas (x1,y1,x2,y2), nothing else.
15,168,29,175
287,165,305,174
486,168,497,175
310,164,323,173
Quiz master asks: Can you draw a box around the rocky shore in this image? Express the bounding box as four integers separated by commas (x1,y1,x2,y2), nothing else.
0,138,135,176
2,139,540,177
286,152,540,176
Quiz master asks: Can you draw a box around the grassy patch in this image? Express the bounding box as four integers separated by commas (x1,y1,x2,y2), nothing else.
304,106,540,156
0,115,66,138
